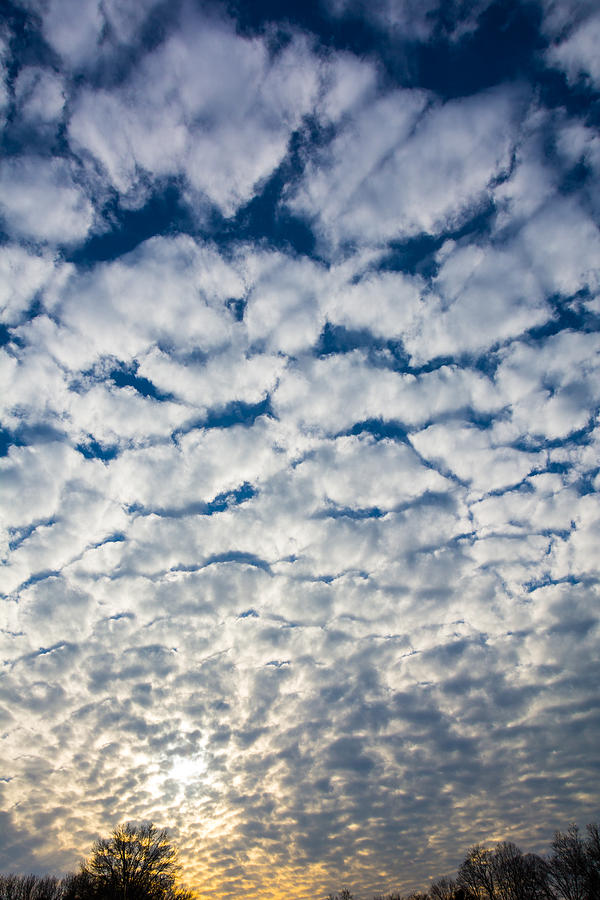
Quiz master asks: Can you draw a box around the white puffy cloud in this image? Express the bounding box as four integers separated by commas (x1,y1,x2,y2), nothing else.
14,67,66,126
494,331,600,442
518,196,600,297
244,251,329,355
29,0,105,69
105,418,285,513
272,353,502,434
290,87,520,249
138,347,284,410
404,241,551,363
42,235,242,367
0,246,69,325
289,434,451,511
0,157,94,244
323,269,424,341
317,51,379,125
18,0,163,70
545,10,600,88
68,16,321,215
471,472,579,538
0,441,82,533
411,423,544,496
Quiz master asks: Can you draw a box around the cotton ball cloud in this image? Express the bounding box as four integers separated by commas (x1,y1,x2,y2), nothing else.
291,86,520,249
0,157,94,245
14,67,66,126
69,16,321,216
546,11,600,89
0,246,67,326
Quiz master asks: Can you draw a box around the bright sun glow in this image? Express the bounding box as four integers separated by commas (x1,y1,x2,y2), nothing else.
168,755,206,784
144,752,208,800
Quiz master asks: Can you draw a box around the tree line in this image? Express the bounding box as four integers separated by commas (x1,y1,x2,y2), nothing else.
1,821,599,900
331,822,600,900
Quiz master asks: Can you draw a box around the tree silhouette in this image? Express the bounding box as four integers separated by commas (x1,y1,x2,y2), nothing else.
61,871,97,900
585,823,600,896
0,877,61,900
429,877,461,900
491,842,548,900
547,824,593,900
83,823,192,900
457,844,496,899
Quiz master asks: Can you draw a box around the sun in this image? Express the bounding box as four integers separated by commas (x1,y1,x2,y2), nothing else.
144,751,208,800
168,755,205,784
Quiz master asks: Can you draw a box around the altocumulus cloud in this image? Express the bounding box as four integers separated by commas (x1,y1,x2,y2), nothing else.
1,0,600,897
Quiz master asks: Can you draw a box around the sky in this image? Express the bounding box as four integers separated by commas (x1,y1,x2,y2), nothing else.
0,0,599,896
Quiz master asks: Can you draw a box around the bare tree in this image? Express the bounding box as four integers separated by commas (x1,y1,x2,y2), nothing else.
491,842,549,900
585,824,600,897
457,845,497,899
0,877,61,900
83,822,191,900
429,876,461,900
546,825,590,900
32,879,62,900
60,871,98,900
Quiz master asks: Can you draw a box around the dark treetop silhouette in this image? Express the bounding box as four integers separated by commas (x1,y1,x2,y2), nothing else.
61,824,193,900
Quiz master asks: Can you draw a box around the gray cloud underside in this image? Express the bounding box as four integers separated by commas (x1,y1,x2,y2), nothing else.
1,0,600,897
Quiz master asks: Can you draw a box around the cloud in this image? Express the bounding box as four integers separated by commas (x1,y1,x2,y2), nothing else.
494,331,600,442
0,157,94,244
68,12,321,215
41,235,242,366
403,240,551,363
317,51,379,125
289,86,521,251
410,423,544,496
18,0,164,71
0,35,10,130
545,9,600,88
322,0,440,41
272,353,503,434
0,246,68,326
14,67,66,126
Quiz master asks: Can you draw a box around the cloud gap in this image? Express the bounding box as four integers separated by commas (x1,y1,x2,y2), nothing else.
124,482,257,519
67,181,194,265
0,422,66,455
75,436,121,461
417,0,544,98
169,552,272,574
379,200,497,277
340,418,411,442
108,360,175,401
177,396,274,434
7,517,57,551
8,569,61,597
